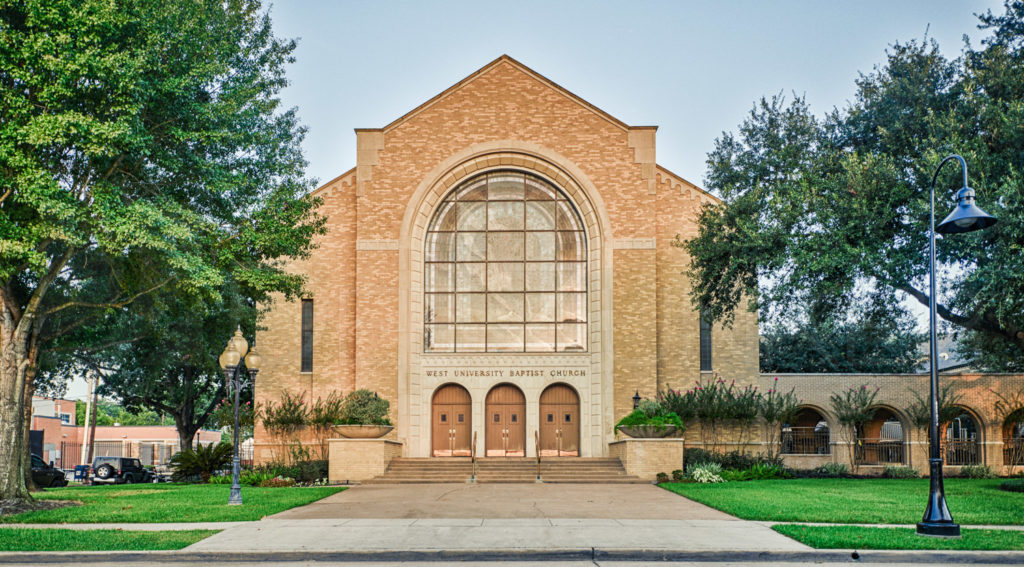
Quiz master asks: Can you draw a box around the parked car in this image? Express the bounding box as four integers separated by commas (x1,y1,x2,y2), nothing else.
90,457,151,484
31,454,67,488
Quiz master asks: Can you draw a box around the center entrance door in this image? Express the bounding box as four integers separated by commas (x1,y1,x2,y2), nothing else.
432,384,472,457
539,384,580,456
485,384,526,457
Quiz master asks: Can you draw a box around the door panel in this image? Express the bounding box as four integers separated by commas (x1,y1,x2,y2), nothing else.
539,384,579,456
485,384,526,456
432,384,471,457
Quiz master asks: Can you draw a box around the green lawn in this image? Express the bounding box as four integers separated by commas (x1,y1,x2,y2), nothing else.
0,528,219,551
774,524,1024,550
662,478,1024,525
0,484,345,524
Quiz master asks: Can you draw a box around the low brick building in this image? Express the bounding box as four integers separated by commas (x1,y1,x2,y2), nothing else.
254,56,1024,475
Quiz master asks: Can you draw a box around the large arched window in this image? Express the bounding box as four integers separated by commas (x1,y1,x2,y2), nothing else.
424,171,587,353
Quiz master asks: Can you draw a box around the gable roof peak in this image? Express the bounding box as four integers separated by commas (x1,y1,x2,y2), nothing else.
375,54,632,133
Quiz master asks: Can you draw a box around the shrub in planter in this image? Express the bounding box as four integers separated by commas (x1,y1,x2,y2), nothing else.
615,408,685,436
671,469,685,481
959,464,997,479
655,472,670,484
882,465,919,479
688,462,725,483
339,389,392,425
170,442,233,483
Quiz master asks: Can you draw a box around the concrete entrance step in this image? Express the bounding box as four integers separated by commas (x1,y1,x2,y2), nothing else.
367,457,646,484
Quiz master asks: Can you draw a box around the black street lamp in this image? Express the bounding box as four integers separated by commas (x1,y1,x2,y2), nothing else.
633,391,641,410
218,327,261,506
918,155,997,537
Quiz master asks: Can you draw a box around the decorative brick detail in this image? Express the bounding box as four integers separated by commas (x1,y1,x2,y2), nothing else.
356,239,399,251
613,238,656,250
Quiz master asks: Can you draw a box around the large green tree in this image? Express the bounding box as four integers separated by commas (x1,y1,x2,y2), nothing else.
760,306,924,374
685,2,1024,372
0,0,323,504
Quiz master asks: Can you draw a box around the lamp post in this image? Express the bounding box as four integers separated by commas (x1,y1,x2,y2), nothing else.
632,391,641,410
917,155,997,537
218,327,261,506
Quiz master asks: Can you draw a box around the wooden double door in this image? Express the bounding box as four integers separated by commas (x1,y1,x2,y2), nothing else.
538,384,580,456
485,384,526,457
432,384,472,456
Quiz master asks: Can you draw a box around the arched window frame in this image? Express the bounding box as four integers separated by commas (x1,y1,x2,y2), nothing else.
423,171,588,353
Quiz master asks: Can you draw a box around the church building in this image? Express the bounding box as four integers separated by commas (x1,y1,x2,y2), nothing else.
254,55,758,462
254,56,1023,478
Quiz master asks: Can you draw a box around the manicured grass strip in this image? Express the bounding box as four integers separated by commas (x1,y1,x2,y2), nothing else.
0,528,219,551
773,524,1024,550
662,478,1024,525
1,484,345,524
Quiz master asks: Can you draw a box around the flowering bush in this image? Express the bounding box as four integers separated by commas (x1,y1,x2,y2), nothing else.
259,475,296,488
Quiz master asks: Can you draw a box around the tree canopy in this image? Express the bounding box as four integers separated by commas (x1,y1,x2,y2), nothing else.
685,1,1024,372
0,0,323,503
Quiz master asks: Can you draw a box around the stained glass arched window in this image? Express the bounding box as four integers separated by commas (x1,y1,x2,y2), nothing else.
424,171,587,353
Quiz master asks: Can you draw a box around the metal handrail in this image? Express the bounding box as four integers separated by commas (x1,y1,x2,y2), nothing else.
535,430,541,481
471,431,478,482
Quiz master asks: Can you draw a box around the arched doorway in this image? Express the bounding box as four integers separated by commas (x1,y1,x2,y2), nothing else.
432,384,472,457
781,407,830,455
943,408,981,466
857,408,905,465
1004,408,1024,466
485,384,525,456
539,384,579,456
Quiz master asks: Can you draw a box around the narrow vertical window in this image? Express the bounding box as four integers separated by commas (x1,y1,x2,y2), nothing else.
699,311,712,371
301,299,313,372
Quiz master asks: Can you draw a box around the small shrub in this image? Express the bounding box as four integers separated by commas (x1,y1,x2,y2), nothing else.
340,389,391,425
615,409,685,433
683,449,781,470
720,468,751,481
813,462,849,478
240,471,275,486
959,464,996,479
170,442,233,483
747,462,791,480
259,475,296,488
882,465,919,479
209,474,231,484
688,462,725,483
671,469,684,481
998,478,1024,493
655,472,669,483
637,399,661,418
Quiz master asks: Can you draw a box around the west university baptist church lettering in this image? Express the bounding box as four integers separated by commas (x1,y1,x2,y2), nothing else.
424,368,587,378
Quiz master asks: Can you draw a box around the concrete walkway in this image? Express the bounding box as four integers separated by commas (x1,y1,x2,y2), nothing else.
183,483,804,553
268,482,734,520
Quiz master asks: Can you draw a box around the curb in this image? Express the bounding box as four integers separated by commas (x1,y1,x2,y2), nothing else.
2,548,1024,564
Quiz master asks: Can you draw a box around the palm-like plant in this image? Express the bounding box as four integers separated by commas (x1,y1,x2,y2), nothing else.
170,442,233,483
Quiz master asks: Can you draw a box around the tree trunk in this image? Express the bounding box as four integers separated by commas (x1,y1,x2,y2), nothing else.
22,377,38,492
0,307,32,503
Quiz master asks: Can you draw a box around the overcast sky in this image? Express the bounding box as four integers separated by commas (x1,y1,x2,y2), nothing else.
270,0,1003,188
63,1,1004,400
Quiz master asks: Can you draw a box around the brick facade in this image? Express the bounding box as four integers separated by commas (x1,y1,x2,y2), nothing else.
253,56,1023,473
254,55,758,461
